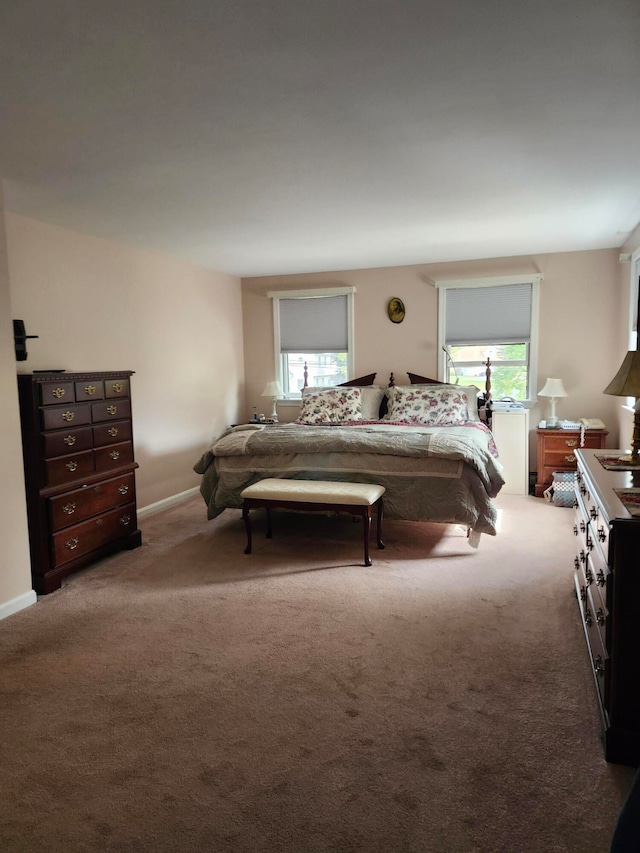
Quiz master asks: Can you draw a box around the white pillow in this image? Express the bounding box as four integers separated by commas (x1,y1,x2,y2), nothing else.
302,385,387,420
297,387,363,424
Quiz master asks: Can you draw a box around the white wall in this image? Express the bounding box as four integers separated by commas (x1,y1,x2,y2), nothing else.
1,213,244,614
0,195,36,617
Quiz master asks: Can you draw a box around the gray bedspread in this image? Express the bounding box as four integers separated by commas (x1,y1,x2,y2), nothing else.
194,422,505,536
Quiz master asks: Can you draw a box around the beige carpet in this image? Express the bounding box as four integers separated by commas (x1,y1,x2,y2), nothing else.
0,492,634,852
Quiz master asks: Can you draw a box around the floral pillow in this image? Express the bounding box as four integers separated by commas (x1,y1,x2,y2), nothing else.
303,385,386,420
387,385,470,426
297,388,363,424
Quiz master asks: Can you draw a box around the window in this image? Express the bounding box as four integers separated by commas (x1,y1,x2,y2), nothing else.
269,287,355,398
436,275,541,402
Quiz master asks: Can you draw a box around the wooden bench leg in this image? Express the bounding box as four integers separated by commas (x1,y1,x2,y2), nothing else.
242,501,252,554
377,498,385,551
363,506,372,566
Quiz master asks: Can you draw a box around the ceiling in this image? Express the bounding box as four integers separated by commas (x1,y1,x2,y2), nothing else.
1,0,639,277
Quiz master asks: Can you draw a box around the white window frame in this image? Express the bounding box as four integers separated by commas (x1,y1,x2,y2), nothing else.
435,274,541,404
268,286,356,402
629,250,639,350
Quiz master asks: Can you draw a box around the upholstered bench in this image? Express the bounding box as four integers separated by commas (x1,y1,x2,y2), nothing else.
240,479,386,566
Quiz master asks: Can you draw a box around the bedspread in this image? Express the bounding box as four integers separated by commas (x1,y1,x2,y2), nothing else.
194,422,505,536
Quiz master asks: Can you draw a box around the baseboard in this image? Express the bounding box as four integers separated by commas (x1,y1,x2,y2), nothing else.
0,589,38,622
137,487,200,520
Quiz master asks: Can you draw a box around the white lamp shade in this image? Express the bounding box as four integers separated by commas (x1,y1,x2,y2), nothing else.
261,381,283,397
538,377,568,398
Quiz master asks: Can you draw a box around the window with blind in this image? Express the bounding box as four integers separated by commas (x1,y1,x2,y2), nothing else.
269,288,355,397
437,276,541,402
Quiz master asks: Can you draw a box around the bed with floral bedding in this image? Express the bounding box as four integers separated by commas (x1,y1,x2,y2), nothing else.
193,379,506,544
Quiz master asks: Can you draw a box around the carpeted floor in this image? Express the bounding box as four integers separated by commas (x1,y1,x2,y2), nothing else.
0,492,635,852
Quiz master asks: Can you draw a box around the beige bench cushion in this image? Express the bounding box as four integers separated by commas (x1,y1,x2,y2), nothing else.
241,478,385,506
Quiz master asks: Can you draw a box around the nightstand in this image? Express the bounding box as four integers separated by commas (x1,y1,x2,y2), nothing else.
491,409,530,495
534,428,608,497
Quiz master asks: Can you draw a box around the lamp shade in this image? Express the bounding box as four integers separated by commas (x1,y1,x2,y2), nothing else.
603,351,640,397
538,377,568,398
261,380,283,398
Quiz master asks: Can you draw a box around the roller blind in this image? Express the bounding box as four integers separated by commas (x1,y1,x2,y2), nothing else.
445,283,532,346
279,295,348,353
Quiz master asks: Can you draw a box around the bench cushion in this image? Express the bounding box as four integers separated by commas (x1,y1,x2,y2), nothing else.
240,478,385,506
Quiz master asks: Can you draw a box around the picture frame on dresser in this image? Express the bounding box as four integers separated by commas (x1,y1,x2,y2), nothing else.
17,371,142,594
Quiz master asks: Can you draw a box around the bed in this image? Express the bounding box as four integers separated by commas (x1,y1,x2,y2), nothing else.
193,370,505,545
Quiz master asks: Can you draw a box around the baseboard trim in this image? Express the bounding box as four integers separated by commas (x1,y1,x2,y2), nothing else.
137,487,200,520
0,589,38,622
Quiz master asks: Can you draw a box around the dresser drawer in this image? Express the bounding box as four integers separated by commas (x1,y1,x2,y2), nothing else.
104,378,130,398
48,472,136,531
51,502,137,568
91,399,131,423
39,382,76,406
42,426,93,457
93,420,132,447
74,379,104,401
575,573,609,707
45,450,95,487
41,404,92,431
94,441,134,472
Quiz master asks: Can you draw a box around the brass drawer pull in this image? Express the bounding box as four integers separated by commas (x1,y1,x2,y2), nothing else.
65,537,79,551
564,454,576,463
574,556,580,570
585,607,593,626
594,655,604,677
596,570,606,587
65,461,78,472
573,524,578,536
596,608,605,626
565,439,578,447
96,518,103,526
579,549,586,564
585,567,593,586
579,585,587,603
62,502,76,515
598,527,606,542
110,450,120,460
579,520,586,533
118,484,129,495
108,427,119,437
107,405,117,415
62,411,75,422
590,507,598,520
120,514,131,526
85,384,97,395
52,387,66,398
112,382,124,393
64,434,76,446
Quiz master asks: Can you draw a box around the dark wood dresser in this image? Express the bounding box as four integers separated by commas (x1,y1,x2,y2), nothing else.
574,448,640,765
535,427,607,497
17,371,142,594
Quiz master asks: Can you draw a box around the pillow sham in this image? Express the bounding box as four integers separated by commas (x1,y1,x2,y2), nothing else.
402,383,480,422
297,387,362,424
303,384,386,421
386,385,472,426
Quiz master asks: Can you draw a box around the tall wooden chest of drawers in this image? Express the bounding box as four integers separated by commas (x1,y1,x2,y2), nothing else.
573,449,640,765
17,371,142,594
535,427,607,497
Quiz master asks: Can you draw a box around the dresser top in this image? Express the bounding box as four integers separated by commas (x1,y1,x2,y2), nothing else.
576,448,640,524
18,370,134,382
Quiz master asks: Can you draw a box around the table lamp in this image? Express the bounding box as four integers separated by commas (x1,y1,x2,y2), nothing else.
538,377,567,427
261,380,283,422
603,351,640,464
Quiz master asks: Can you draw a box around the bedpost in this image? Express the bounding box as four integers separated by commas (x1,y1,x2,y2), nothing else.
388,372,395,387
303,361,308,388
484,357,491,402
484,358,492,427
